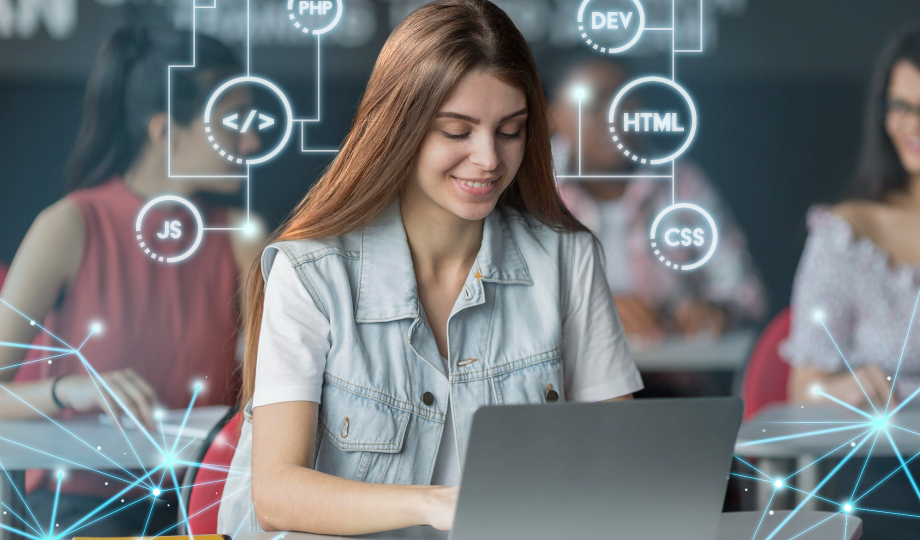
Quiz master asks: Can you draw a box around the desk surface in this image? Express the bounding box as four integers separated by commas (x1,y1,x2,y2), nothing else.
736,404,920,458
0,405,228,470
232,511,860,540
629,329,756,371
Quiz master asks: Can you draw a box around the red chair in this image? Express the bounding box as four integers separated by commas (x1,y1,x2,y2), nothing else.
740,307,792,420
180,408,243,534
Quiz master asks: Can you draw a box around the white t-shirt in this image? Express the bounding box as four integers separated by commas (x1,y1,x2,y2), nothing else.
253,234,643,486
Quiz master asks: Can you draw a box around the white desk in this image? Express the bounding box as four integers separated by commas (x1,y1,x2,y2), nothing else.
736,404,920,458
0,406,228,540
630,329,757,372
232,511,860,540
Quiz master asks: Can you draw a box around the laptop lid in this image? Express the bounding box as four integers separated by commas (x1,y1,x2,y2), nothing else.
449,397,743,540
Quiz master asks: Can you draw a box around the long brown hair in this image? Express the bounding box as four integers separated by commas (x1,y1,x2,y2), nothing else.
240,0,588,407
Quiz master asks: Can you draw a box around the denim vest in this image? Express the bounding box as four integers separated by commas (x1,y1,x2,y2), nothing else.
218,202,582,533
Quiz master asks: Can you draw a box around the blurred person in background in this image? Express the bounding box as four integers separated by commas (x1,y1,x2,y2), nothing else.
550,59,766,344
0,25,265,535
782,28,920,539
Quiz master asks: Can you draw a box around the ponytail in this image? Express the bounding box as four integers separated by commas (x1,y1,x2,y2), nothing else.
65,25,240,192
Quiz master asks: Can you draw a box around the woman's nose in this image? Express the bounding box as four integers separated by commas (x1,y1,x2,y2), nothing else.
469,135,500,172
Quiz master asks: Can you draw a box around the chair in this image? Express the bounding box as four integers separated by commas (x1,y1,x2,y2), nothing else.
179,407,243,534
739,307,792,420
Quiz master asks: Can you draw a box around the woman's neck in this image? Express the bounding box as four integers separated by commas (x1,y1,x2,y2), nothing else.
399,195,483,279
897,175,920,211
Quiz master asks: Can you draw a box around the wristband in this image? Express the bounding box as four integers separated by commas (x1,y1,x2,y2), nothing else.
51,375,70,410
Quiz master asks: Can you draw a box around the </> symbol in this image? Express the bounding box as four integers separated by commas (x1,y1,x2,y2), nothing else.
222,110,275,133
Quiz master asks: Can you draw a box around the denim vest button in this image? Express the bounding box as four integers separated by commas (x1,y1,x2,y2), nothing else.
545,384,559,402
422,392,435,406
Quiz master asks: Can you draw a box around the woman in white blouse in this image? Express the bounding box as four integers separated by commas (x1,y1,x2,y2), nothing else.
785,29,920,410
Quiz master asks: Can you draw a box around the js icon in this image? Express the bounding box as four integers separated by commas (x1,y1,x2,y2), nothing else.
157,220,182,240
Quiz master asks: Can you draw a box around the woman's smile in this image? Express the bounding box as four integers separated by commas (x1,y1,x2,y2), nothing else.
452,175,500,196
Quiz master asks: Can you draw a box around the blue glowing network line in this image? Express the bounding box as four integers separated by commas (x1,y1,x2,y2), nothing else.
885,287,920,415
0,299,235,540
733,288,920,539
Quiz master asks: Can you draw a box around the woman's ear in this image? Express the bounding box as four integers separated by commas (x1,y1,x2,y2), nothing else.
147,113,168,146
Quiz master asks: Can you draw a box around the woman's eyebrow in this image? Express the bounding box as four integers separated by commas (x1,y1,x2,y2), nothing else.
435,108,528,125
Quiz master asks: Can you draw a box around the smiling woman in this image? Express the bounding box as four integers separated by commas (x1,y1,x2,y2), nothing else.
216,0,643,536
780,27,920,540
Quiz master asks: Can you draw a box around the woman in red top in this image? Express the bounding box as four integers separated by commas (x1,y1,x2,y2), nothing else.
0,25,264,535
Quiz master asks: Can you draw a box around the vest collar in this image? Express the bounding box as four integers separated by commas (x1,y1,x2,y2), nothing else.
354,201,532,323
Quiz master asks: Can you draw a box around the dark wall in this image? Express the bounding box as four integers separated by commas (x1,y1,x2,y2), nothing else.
1,0,917,318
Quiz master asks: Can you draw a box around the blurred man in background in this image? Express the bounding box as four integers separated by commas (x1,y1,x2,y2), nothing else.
551,59,767,346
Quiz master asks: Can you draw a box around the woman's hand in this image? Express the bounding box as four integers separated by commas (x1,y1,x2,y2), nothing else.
613,295,663,341
791,364,897,410
56,368,160,430
422,486,459,531
820,365,897,410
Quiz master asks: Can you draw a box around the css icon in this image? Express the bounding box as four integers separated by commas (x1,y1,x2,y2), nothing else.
648,203,718,271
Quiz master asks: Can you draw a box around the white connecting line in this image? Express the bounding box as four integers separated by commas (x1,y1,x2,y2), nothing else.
295,33,341,154
560,0,705,206
164,0,339,239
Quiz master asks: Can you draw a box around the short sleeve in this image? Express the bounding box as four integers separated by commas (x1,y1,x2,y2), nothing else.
561,232,644,402
252,252,330,408
779,207,855,371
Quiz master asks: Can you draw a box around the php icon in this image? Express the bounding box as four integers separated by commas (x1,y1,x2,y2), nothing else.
591,11,633,30
299,0,332,15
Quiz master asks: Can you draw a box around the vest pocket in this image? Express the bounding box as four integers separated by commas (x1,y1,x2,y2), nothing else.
492,356,565,405
314,381,411,483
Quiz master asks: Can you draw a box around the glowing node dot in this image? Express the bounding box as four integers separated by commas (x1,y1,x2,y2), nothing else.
844,504,852,512
153,488,161,496
809,383,823,397
570,84,590,102
97,446,101,450
812,309,825,322
241,222,259,238
768,510,774,516
851,442,856,447
774,480,783,488
888,376,892,381
191,378,207,393
48,360,52,364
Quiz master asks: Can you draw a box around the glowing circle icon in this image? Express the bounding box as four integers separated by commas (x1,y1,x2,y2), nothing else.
607,76,697,165
286,0,343,35
576,0,645,54
135,195,204,264
203,76,294,166
649,203,718,271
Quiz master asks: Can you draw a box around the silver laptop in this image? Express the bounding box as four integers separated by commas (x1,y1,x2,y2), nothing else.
448,397,743,540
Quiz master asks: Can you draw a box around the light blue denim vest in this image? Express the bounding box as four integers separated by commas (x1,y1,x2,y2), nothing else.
218,202,582,533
